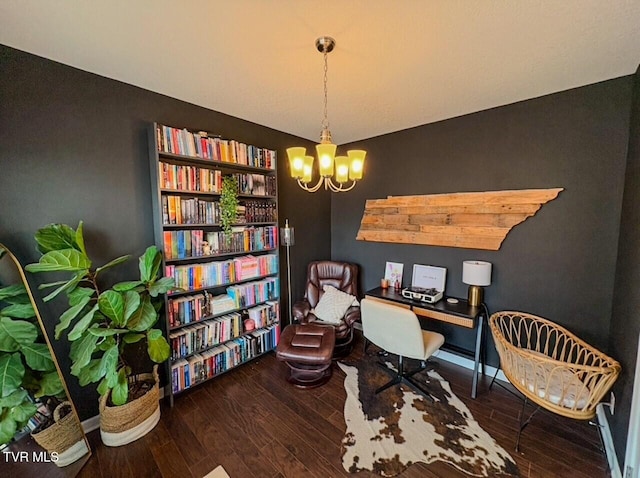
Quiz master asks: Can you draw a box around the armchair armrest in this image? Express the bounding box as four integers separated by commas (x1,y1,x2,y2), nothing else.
343,305,361,327
292,299,312,323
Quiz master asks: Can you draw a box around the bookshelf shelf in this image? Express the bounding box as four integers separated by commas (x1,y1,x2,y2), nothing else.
173,347,275,396
148,122,281,405
165,247,277,264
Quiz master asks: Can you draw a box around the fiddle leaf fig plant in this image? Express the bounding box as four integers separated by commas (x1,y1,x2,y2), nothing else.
25,222,174,406
0,271,64,446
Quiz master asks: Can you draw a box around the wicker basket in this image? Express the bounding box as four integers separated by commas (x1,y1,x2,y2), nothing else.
99,365,160,437
489,311,620,420
31,401,84,455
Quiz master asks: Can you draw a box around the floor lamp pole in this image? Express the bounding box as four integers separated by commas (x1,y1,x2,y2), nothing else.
280,219,295,325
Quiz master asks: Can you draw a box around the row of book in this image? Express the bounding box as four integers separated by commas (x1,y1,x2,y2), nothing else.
169,301,279,361
159,162,222,193
234,173,277,196
157,124,276,170
226,277,279,309
163,195,219,225
166,253,278,292
163,226,278,260
169,311,242,360
162,195,277,226
167,276,279,328
171,324,280,393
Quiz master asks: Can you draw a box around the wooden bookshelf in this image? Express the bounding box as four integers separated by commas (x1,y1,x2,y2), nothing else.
148,122,280,406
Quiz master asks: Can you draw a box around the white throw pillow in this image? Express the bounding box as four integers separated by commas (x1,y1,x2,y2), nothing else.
312,285,359,325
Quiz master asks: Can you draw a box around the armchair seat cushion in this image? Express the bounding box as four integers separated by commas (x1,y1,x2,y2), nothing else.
312,285,359,324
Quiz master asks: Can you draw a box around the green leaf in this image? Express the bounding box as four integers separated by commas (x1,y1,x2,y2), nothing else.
0,412,19,445
0,389,28,408
34,223,80,254
111,368,129,406
0,317,38,352
98,345,118,382
25,249,91,273
2,293,32,306
20,343,55,372
147,329,170,363
139,246,161,283
98,290,125,326
68,287,95,307
11,400,38,423
122,332,145,344
0,284,27,301
97,377,109,396
41,271,87,302
0,303,35,319
112,281,143,292
0,353,24,397
69,332,99,376
126,295,158,332
75,220,87,256
95,255,131,276
77,359,103,386
35,371,64,398
68,304,99,341
88,327,128,337
149,276,175,297
54,295,91,339
122,290,141,324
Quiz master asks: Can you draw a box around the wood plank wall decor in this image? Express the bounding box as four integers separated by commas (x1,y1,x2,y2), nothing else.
356,188,563,250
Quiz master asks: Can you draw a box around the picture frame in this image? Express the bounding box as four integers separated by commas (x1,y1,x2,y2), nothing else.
384,261,404,285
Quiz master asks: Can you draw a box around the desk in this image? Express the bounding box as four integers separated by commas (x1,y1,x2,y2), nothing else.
364,287,485,398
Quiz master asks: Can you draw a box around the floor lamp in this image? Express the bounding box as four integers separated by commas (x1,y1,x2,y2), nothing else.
280,219,295,325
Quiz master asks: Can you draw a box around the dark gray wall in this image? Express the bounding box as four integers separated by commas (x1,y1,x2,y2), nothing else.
609,66,640,466
0,45,331,419
332,78,633,366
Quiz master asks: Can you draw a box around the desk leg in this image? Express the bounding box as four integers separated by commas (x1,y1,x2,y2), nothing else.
472,315,484,399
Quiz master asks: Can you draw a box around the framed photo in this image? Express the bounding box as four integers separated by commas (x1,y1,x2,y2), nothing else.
384,261,404,285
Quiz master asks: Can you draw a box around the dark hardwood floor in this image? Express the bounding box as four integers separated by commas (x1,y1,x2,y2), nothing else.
76,331,610,478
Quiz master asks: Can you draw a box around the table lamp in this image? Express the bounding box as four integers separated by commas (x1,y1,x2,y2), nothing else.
462,261,492,307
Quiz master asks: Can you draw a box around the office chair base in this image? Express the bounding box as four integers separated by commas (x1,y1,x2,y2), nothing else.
375,357,436,402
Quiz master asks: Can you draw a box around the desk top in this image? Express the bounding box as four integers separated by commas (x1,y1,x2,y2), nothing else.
365,286,482,320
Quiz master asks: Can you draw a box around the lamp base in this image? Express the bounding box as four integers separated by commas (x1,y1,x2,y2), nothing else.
467,285,484,307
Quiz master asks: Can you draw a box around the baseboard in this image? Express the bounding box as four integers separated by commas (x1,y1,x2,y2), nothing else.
81,414,100,434
433,349,508,383
596,404,622,478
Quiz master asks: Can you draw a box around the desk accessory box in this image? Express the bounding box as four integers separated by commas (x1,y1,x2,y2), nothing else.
401,264,447,303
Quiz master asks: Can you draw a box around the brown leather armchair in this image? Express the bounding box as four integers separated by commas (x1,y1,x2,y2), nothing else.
292,260,360,357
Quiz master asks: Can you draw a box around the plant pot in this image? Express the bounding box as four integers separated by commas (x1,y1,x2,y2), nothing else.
99,365,161,447
31,401,89,467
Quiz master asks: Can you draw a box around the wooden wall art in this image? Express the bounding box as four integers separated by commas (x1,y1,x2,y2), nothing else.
356,188,563,250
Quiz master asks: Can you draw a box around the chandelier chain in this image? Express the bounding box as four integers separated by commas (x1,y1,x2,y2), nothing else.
322,46,329,131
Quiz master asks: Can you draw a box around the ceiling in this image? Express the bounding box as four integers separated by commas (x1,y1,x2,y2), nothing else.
1,1,640,144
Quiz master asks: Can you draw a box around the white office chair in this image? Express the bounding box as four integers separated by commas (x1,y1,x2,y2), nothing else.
361,298,445,398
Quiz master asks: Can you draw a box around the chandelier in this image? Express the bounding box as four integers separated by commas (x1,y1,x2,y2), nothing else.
287,36,366,193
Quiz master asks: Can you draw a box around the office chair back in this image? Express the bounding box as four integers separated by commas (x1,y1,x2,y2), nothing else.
361,298,425,360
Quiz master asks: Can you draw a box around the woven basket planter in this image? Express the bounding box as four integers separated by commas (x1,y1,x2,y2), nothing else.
99,365,161,447
31,401,89,467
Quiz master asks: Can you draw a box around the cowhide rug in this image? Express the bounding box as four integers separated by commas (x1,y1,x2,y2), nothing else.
339,359,519,477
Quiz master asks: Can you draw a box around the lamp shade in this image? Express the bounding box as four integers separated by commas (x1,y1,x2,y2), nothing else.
347,150,366,180
287,147,306,179
316,143,337,177
302,156,314,183
462,261,492,286
335,156,349,183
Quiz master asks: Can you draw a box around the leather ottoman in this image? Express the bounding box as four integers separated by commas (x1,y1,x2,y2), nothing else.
276,324,336,388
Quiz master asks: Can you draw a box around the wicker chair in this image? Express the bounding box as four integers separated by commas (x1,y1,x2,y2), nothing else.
489,311,620,450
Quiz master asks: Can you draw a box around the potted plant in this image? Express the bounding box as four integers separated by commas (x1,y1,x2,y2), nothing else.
25,222,174,446
0,245,87,466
